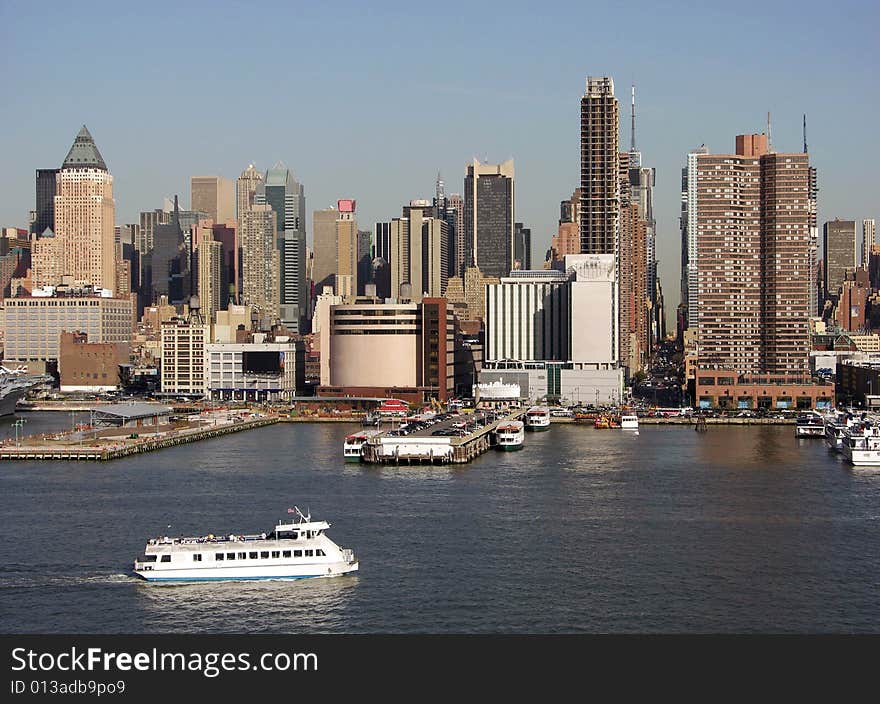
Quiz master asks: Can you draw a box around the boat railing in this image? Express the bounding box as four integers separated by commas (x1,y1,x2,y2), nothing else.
341,548,355,564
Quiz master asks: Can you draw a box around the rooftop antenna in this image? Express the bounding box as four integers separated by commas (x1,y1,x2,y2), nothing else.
803,114,808,154
767,111,773,152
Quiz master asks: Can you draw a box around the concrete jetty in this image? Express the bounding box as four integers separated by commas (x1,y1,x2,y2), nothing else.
0,416,278,461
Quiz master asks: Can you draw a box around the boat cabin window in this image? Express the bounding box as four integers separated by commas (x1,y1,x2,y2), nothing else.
142,555,157,563
260,551,270,559
316,549,326,556
227,553,236,560
193,554,202,562
274,530,299,540
215,553,224,561
294,550,303,558
271,551,280,558
160,555,171,563
249,551,258,559
305,549,314,557
238,552,246,560
282,550,291,558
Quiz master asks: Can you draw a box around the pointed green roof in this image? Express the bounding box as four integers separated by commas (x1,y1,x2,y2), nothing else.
62,125,107,171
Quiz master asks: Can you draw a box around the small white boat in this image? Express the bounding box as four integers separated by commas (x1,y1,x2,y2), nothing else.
619,414,639,430
496,420,524,450
133,508,358,582
343,430,380,462
795,411,824,438
842,424,880,466
524,406,551,431
824,412,859,452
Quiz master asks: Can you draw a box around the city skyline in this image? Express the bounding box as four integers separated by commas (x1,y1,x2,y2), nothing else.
2,1,878,328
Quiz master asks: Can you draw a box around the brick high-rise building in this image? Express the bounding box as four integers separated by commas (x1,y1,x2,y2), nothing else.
692,133,813,380
579,77,619,256
240,204,279,320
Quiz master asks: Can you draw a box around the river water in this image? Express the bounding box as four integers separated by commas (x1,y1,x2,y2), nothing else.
1,415,878,633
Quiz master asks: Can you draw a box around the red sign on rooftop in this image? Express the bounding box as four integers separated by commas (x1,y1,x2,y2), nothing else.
338,199,356,213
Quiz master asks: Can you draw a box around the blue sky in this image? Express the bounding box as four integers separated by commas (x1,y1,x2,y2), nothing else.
2,0,878,324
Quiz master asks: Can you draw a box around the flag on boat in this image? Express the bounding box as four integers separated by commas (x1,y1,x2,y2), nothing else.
287,508,295,514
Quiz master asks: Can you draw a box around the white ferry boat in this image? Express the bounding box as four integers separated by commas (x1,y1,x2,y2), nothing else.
133,508,358,582
496,420,524,450
524,406,551,431
619,414,639,430
343,430,379,462
842,424,880,466
795,411,825,438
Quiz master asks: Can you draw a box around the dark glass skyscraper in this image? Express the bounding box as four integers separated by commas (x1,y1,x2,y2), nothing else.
463,159,515,279
32,168,59,235
255,164,307,332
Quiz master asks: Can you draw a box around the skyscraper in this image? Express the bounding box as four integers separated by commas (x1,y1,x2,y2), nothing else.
447,193,464,275
823,219,857,303
462,159,514,279
693,133,813,379
390,201,448,301
236,164,264,219
240,204,280,320
255,164,307,332
579,77,619,255
679,145,709,330
32,168,59,236
312,201,358,297
862,219,876,269
34,126,116,292
513,222,531,270
191,176,235,223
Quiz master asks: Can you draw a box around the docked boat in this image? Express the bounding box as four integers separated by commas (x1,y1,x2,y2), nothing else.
495,420,524,450
594,414,619,429
133,508,359,582
824,412,858,452
619,413,639,430
842,424,880,466
795,411,825,438
343,430,379,462
524,406,551,431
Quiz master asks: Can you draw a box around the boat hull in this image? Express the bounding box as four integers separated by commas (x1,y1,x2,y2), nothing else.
135,561,359,582
497,443,524,451
0,387,27,417
343,455,363,463
524,425,550,432
796,426,824,437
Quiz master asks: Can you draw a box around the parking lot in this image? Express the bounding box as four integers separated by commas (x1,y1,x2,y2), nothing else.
382,410,505,440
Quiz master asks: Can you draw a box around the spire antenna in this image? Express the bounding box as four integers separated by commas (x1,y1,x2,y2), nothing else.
630,84,636,153
767,111,773,152
803,114,808,154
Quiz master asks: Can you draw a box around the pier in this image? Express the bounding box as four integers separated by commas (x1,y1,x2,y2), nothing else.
362,408,526,465
0,415,278,461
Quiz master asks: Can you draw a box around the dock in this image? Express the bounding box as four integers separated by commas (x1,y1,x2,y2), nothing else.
362,408,526,465
0,416,278,461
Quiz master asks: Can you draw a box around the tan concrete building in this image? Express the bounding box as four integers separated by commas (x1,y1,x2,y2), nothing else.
197,235,224,324
191,176,234,223
618,200,648,375
312,201,358,296
160,316,208,396
318,298,459,402
390,201,448,301
444,265,499,322
32,127,116,292
240,204,280,320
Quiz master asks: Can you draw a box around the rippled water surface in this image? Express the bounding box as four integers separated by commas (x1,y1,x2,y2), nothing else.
1,416,879,633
